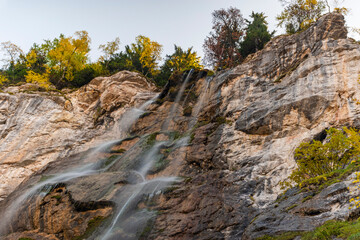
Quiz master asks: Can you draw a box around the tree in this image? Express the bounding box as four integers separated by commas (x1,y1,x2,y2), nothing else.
99,37,121,64
324,0,349,14
277,0,326,34
164,45,202,72
155,45,203,86
125,35,162,77
240,12,274,58
0,41,24,68
48,31,91,85
203,7,245,69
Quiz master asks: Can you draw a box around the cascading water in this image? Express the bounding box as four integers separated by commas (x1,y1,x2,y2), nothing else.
100,72,212,239
100,141,179,240
162,69,194,131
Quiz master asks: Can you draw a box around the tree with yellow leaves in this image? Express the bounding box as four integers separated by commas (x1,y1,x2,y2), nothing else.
165,45,203,72
48,31,91,85
154,45,203,86
0,74,8,87
125,35,162,77
277,0,326,34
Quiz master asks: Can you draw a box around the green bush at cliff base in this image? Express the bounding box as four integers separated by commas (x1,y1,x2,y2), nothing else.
257,220,360,240
302,220,360,240
281,127,360,189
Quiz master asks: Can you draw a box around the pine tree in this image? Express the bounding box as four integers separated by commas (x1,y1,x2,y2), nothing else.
240,12,274,58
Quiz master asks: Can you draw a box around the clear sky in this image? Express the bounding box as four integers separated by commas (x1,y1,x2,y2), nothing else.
0,0,358,62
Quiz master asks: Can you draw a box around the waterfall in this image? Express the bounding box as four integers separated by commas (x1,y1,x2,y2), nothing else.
117,93,159,137
0,70,212,240
162,69,194,131
99,72,212,239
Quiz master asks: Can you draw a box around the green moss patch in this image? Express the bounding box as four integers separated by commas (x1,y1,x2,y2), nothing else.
72,216,105,240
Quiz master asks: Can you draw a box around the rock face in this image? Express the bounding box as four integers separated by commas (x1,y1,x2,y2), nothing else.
2,12,360,240
147,13,360,239
0,71,156,201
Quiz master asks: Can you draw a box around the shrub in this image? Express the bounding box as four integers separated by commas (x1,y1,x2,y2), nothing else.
283,127,360,188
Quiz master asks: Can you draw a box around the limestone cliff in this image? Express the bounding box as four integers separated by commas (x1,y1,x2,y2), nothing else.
0,71,156,201
1,12,360,240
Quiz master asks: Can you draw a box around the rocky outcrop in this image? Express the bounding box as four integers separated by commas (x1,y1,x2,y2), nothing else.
0,71,156,201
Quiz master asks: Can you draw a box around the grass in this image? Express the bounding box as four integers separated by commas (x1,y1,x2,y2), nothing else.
19,238,35,240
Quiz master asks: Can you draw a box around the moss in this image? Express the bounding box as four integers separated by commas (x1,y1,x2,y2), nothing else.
154,98,164,105
103,155,118,167
183,106,193,116
72,216,105,240
162,186,180,194
207,71,215,76
51,195,62,200
301,195,314,203
286,204,297,211
19,238,35,240
110,148,126,154
139,111,151,119
182,176,193,183
190,132,195,143
274,72,287,83
39,175,54,182
256,232,304,240
139,219,155,239
149,157,169,174
168,131,182,141
144,132,158,148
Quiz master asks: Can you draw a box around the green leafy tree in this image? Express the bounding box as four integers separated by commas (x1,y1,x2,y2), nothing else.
240,12,274,58
101,52,134,75
203,7,245,69
277,0,326,34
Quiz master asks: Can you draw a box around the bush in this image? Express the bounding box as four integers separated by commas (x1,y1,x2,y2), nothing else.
283,127,360,188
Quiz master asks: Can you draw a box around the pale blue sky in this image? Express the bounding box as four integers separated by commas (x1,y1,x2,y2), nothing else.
0,0,358,62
